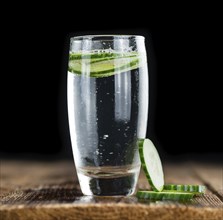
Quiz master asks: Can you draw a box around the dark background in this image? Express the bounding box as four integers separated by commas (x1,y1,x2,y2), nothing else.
2,8,222,160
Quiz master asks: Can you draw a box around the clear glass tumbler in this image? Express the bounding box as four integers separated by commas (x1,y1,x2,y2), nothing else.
67,35,148,196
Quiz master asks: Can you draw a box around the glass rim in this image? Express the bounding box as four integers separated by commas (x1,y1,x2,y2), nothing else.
70,35,145,41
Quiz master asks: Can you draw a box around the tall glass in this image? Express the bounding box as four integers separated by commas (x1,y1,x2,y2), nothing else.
67,35,148,196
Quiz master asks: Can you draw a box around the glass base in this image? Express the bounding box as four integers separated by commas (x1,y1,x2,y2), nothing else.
77,165,140,196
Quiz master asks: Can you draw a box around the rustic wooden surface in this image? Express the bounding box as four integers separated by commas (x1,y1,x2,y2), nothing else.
0,159,222,220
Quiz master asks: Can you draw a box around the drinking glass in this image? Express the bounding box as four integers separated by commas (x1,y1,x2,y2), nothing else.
67,35,148,196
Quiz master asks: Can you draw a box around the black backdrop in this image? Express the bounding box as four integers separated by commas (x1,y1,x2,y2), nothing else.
2,10,222,159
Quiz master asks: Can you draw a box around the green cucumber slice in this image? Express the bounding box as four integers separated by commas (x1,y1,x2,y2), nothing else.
138,139,164,192
68,51,141,77
137,190,194,200
69,51,138,60
164,184,206,194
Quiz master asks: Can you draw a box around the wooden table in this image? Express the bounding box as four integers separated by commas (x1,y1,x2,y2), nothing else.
0,159,222,220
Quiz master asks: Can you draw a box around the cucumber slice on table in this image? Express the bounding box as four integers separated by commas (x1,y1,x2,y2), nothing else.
164,184,206,194
138,139,164,192
137,190,194,201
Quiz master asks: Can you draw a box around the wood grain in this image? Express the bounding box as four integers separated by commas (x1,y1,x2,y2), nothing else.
0,160,222,220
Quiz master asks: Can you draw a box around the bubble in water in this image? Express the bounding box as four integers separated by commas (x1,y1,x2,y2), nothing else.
109,152,114,155
103,134,109,139
125,126,130,131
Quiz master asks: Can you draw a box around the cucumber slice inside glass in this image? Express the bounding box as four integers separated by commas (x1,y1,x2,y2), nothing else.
137,190,194,200
68,51,141,77
164,184,206,194
138,139,164,192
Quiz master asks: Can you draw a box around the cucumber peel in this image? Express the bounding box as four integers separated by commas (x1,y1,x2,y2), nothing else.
138,139,164,192
137,190,194,200
164,184,206,194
